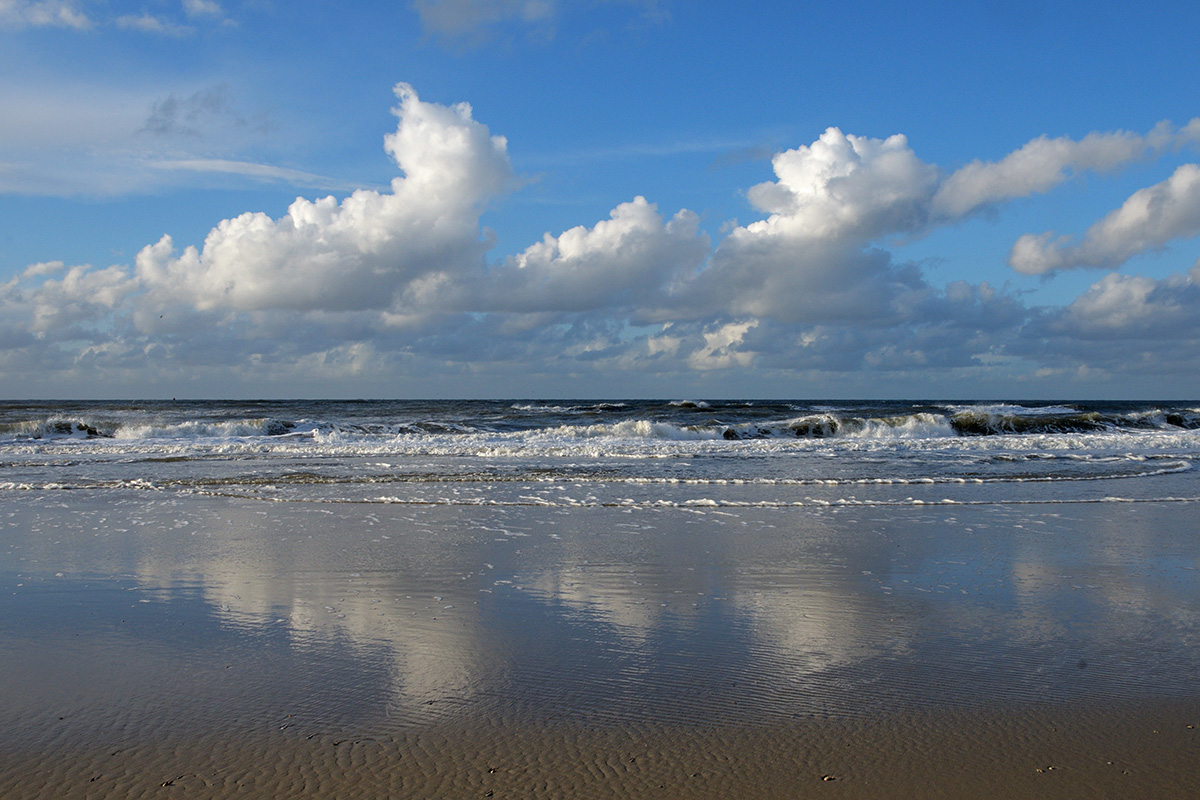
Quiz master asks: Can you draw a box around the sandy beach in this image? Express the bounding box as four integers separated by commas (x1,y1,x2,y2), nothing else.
1,701,1197,798
2,488,1197,798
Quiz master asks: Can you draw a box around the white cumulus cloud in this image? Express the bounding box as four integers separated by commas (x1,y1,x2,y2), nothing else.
484,196,708,315
136,83,514,313
744,128,939,240
1009,163,1200,274
930,126,1182,219
1038,261,1200,339
683,128,940,326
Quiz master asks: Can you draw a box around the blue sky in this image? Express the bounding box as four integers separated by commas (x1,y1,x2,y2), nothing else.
2,0,1200,398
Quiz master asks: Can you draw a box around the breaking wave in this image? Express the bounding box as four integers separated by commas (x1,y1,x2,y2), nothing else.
3,400,1199,451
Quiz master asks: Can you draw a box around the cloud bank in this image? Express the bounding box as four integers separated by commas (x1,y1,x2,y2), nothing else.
4,83,1200,397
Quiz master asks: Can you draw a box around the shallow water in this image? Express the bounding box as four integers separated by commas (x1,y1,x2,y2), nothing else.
3,491,1198,746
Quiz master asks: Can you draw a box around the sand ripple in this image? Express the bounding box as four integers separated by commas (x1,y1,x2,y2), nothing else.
1,702,1197,799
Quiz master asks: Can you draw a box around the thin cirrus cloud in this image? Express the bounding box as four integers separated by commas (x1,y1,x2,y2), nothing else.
0,81,323,196
149,159,376,194
4,81,1200,394
183,0,223,18
140,84,263,139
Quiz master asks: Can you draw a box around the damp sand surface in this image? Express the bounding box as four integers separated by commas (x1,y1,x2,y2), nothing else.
2,704,1198,799
1,493,1198,798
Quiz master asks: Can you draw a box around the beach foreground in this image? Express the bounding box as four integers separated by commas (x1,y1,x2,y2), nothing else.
2,487,1197,799
1,701,1197,799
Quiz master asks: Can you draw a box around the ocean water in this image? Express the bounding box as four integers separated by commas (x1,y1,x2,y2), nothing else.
2,398,1198,507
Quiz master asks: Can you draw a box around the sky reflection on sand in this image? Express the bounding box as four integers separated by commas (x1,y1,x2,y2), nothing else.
2,493,1199,740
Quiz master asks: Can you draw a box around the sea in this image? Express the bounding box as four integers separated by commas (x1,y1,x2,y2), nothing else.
2,398,1198,508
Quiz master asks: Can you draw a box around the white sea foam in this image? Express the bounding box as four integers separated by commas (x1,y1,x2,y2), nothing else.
3,400,1199,512
669,399,711,409
5,424,1199,464
113,418,298,440
842,412,957,439
533,419,722,442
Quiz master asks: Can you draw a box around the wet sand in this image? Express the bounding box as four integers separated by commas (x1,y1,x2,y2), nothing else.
1,702,1197,798
2,492,1198,797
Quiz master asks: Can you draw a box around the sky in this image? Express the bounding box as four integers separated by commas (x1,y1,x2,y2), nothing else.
2,0,1200,399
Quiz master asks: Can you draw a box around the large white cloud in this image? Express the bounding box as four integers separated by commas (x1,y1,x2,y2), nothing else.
1009,163,1200,274
681,129,949,326
744,128,939,241
674,120,1200,333
733,121,1200,244
481,196,708,315
136,83,514,313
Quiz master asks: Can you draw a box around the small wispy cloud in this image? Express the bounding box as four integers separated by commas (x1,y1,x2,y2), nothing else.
410,0,668,46
0,0,91,30
2,0,231,34
183,0,223,18
141,85,249,137
530,136,765,168
115,13,193,37
150,158,377,193
411,0,556,39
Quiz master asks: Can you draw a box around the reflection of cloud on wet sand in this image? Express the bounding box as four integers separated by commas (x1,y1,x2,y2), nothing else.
8,494,1200,728
127,501,906,717
1006,508,1200,664
728,587,874,676
119,500,495,718
529,566,666,638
